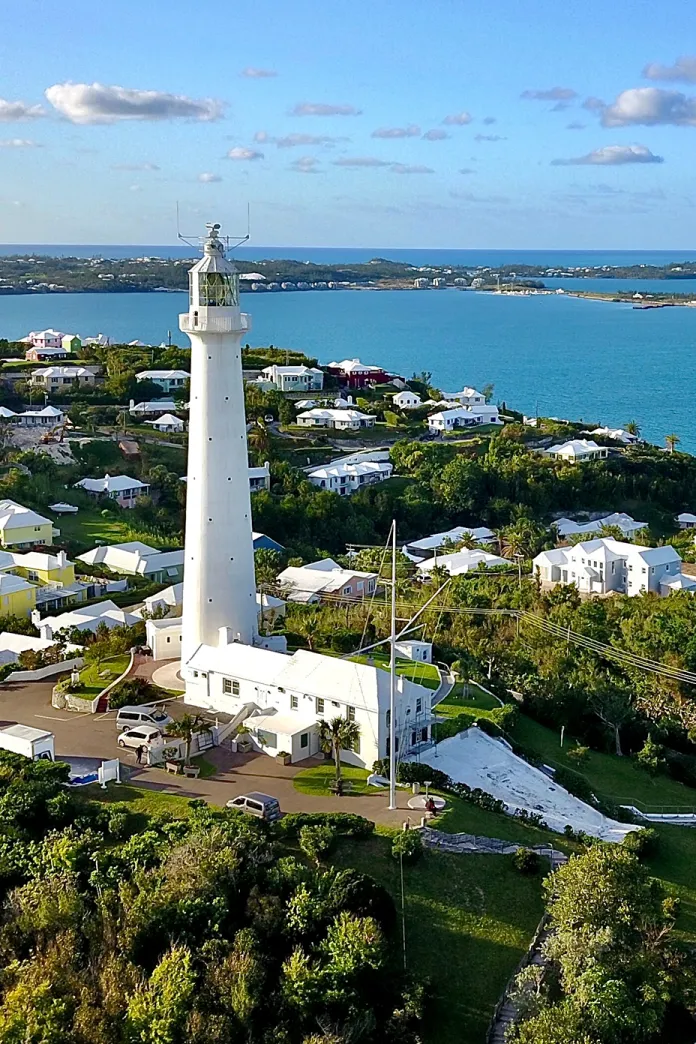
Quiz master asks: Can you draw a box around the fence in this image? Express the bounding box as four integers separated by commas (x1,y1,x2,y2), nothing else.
4,657,83,683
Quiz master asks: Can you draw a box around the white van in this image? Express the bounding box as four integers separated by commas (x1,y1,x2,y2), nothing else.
116,705,173,732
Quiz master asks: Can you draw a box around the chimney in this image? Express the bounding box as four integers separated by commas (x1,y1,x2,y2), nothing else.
57,551,67,568
129,399,135,410
218,625,238,648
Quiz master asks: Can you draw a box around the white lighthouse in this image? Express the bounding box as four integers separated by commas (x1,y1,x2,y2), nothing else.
179,223,258,663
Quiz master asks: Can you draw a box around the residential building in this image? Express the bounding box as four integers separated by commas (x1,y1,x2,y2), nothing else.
141,587,285,644
135,369,190,392
145,413,185,433
260,364,324,392
249,462,271,492
30,366,98,389
2,549,74,586
277,558,378,604
416,548,507,578
442,387,486,406
252,531,285,553
183,640,433,768
392,390,422,409
129,398,178,416
427,404,501,432
554,513,648,541
0,550,111,614
403,525,496,562
74,474,150,508
61,334,81,353
533,538,683,596
545,439,608,462
25,346,69,362
0,501,55,547
585,426,638,445
78,541,184,583
16,406,65,427
295,408,376,430
326,358,397,388
394,640,433,663
36,600,140,640
0,573,37,617
22,329,64,350
677,512,696,530
307,459,393,495
0,631,82,666
414,278,429,288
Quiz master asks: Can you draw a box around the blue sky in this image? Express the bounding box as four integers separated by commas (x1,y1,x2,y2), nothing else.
1,0,695,247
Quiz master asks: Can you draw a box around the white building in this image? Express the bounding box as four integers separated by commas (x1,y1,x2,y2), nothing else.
554,513,648,541
0,631,82,666
22,329,64,350
307,460,393,495
129,399,178,416
416,548,508,578
427,404,501,432
296,408,376,430
677,512,696,530
443,387,486,406
16,406,65,428
30,366,97,388
585,427,638,445
277,558,378,603
394,639,432,663
403,525,496,562
136,370,189,392
533,538,683,596
248,461,271,493
74,474,150,508
260,364,324,392
145,413,185,433
78,541,184,582
37,600,140,640
392,390,422,410
545,439,608,462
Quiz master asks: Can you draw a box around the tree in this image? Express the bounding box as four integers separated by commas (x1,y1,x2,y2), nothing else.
317,717,361,783
126,945,195,1044
164,714,210,766
624,420,640,437
481,382,495,403
592,687,635,756
665,432,680,454
299,824,335,865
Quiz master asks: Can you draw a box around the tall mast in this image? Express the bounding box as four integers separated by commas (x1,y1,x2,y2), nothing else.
389,519,397,811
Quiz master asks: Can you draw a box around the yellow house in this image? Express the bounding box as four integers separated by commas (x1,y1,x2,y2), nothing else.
0,574,37,617
0,501,55,548
8,551,75,586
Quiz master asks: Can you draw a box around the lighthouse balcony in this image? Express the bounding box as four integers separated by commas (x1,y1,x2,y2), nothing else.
179,312,251,335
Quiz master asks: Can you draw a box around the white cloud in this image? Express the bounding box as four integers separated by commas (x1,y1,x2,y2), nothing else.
475,134,506,142
391,164,434,174
601,87,696,127
551,144,664,165
198,172,222,182
226,146,264,161
111,162,159,171
442,111,472,126
0,99,44,122
257,131,347,148
422,128,449,140
290,156,320,173
521,87,577,101
0,138,40,148
643,56,696,83
451,191,510,203
333,156,392,167
290,102,361,117
371,124,420,138
240,67,277,78
583,96,606,113
44,82,223,124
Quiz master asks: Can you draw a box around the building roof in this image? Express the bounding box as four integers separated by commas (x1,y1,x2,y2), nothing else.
405,525,495,554
31,366,94,378
0,499,52,531
277,560,377,601
0,408,16,419
416,549,508,576
75,474,148,495
248,463,270,480
661,573,696,591
308,460,392,481
547,439,603,457
145,414,184,427
18,406,65,420
328,358,384,374
554,513,647,539
261,365,323,377
136,370,189,381
79,541,158,566
25,328,64,341
0,724,53,742
677,512,696,524
536,538,681,569
586,427,637,443
129,399,177,414
443,387,484,399
40,599,140,633
296,408,374,423
0,573,35,595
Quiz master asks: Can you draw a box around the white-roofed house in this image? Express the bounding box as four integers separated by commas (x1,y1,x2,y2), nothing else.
0,500,56,547
23,329,64,350
135,370,189,392
307,459,393,496
74,474,150,509
416,548,507,578
25,346,69,362
145,414,185,433
30,366,97,388
394,639,433,663
585,427,638,445
0,631,82,666
533,538,684,596
392,390,422,410
16,406,65,427
545,439,609,462
442,387,486,405
129,399,178,416
403,525,496,562
142,587,286,656
553,513,648,541
260,364,324,392
427,404,501,432
677,512,696,530
78,541,184,583
326,358,395,388
277,559,379,604
248,461,271,493
295,408,376,430
36,600,140,640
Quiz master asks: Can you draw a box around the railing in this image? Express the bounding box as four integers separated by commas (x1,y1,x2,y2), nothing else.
179,313,250,334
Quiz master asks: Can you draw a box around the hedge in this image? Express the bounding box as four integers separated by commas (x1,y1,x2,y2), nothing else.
277,812,374,839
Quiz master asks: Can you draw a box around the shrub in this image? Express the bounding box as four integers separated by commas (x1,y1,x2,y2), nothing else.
107,812,131,840
391,829,423,864
553,765,595,805
475,716,503,739
328,868,396,933
636,735,666,776
512,848,541,875
622,827,659,859
109,677,158,710
566,745,590,763
299,824,335,865
491,702,518,731
278,812,374,839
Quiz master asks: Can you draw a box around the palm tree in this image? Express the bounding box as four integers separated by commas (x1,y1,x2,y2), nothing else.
624,420,640,437
665,433,680,455
317,716,361,783
165,713,210,766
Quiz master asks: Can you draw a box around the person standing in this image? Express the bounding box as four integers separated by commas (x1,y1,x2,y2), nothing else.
136,745,144,765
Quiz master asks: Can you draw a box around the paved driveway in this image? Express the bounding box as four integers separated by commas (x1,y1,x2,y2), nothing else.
0,680,416,828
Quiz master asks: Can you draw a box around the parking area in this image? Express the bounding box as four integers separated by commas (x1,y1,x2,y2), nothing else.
0,677,412,826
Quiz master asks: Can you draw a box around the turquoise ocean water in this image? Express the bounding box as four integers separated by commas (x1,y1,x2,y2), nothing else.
0,286,694,451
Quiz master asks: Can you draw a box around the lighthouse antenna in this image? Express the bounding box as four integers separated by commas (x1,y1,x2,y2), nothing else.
176,203,250,252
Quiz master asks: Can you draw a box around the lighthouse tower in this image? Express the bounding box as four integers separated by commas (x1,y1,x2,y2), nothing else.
179,223,258,664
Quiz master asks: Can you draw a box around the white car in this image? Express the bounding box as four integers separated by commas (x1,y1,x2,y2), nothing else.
117,725,163,750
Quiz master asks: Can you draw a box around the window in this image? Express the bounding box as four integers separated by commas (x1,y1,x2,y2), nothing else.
300,732,308,749
316,697,325,715
411,731,417,747
256,729,277,749
223,678,240,695
346,705,355,722
385,709,391,727
290,694,298,709
416,697,422,715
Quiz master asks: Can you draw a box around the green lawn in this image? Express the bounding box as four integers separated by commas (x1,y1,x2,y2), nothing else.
293,762,375,797
53,506,169,554
77,654,130,697
436,682,501,716
86,782,197,820
350,652,441,690
332,835,544,1044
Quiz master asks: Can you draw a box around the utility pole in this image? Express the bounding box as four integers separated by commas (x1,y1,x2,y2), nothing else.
389,519,397,811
